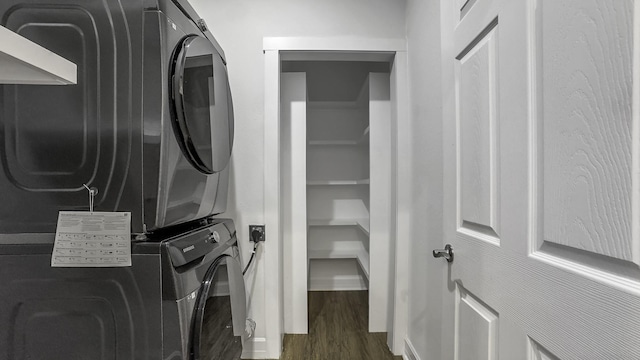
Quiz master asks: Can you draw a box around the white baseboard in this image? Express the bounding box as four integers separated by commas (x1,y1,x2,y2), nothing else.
241,337,268,359
403,338,421,360
308,274,367,291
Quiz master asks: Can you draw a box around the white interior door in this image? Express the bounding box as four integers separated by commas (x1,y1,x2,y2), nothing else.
440,0,640,359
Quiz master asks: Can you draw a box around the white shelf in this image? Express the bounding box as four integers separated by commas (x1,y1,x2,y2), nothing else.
309,139,359,145
307,100,361,109
308,218,370,236
308,247,370,280
0,25,77,85
308,126,370,146
307,179,370,186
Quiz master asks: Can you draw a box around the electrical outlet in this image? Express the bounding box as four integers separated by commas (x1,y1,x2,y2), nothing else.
249,225,265,242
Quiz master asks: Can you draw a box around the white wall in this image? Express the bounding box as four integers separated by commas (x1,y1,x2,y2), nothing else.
187,0,407,357
404,1,445,360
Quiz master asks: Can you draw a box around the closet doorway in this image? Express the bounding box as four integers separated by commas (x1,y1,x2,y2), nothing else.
281,57,393,329
264,38,409,356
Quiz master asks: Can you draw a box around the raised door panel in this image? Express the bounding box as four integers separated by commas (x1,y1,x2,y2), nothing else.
536,0,636,265
454,285,498,360
456,19,500,244
458,0,469,11
528,339,560,360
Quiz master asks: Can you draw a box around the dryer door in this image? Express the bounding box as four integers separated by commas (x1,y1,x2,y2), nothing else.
190,253,248,360
170,35,234,175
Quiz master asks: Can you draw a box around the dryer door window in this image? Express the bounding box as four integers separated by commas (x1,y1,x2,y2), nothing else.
170,35,232,175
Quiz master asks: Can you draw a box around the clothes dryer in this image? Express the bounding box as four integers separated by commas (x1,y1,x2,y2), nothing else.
0,0,233,235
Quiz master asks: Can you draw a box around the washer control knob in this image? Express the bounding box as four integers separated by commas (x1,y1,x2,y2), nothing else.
208,230,220,243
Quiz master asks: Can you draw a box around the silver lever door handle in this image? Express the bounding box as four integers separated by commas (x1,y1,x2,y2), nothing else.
432,244,454,263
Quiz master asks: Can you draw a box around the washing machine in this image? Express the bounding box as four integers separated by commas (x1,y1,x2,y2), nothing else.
159,218,254,360
0,0,234,235
0,218,253,359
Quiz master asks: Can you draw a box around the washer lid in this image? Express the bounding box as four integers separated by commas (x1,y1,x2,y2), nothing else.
170,34,233,174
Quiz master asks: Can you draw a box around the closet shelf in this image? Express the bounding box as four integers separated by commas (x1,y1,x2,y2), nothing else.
0,25,77,85
308,248,370,280
308,140,359,145
308,126,370,146
308,218,370,236
307,100,362,109
307,179,370,186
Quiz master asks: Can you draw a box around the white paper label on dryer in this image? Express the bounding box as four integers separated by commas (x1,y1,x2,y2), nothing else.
51,211,132,267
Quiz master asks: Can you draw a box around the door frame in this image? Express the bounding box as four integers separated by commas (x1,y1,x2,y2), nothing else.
263,36,410,358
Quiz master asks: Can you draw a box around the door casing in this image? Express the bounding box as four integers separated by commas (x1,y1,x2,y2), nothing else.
262,37,410,358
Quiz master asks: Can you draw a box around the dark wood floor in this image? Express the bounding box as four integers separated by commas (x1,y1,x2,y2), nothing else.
202,295,243,360
203,291,401,359
276,291,402,360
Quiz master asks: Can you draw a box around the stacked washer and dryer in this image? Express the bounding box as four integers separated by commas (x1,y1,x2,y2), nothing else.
0,0,251,359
